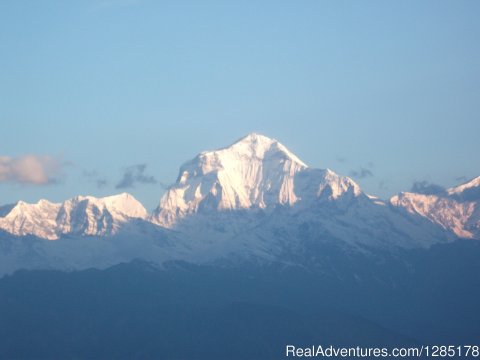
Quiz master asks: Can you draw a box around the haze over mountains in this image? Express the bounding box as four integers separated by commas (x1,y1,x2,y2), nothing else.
0,133,478,276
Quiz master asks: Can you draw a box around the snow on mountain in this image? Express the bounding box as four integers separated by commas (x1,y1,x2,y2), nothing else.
56,193,148,237
447,176,480,200
0,200,61,239
146,133,453,261
0,193,147,240
390,177,480,239
0,133,476,276
151,133,362,228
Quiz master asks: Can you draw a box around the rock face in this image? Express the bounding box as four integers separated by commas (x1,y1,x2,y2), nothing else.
0,200,61,240
390,176,480,239
0,193,147,240
151,133,362,228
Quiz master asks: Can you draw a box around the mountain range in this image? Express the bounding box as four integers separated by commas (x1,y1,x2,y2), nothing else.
1,133,480,358
0,133,479,276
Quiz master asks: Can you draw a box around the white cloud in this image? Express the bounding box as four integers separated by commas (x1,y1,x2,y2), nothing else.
0,155,64,185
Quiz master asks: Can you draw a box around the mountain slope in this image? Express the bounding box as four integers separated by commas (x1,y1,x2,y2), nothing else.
147,133,452,262
0,200,61,239
0,193,147,240
390,177,480,239
151,133,308,227
151,133,362,228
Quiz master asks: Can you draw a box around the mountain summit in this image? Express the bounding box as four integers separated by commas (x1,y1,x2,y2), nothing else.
151,133,362,227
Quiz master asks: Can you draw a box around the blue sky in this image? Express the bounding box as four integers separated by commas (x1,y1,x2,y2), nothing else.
1,0,479,210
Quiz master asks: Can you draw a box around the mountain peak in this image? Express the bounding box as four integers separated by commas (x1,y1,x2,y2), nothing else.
232,133,278,150
447,176,480,196
60,193,147,220
101,192,148,218
0,193,147,240
237,132,272,143
391,175,480,239
218,133,308,168
152,134,362,228
0,199,61,239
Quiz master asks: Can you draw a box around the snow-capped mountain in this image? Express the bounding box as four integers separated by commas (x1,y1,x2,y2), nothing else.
0,193,147,240
0,133,476,276
0,200,61,240
448,176,480,200
151,133,362,228
391,176,480,239
149,133,451,257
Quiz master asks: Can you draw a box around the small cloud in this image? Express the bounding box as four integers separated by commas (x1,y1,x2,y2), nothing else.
349,167,373,179
158,181,170,190
378,180,388,190
410,180,446,196
336,156,347,163
0,155,65,185
83,170,108,189
455,176,468,183
116,164,157,189
96,178,108,188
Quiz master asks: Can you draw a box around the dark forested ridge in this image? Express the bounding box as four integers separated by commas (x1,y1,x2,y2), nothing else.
0,240,479,359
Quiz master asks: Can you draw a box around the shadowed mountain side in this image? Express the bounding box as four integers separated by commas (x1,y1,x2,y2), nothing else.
1,240,479,359
0,264,416,360
0,220,177,276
